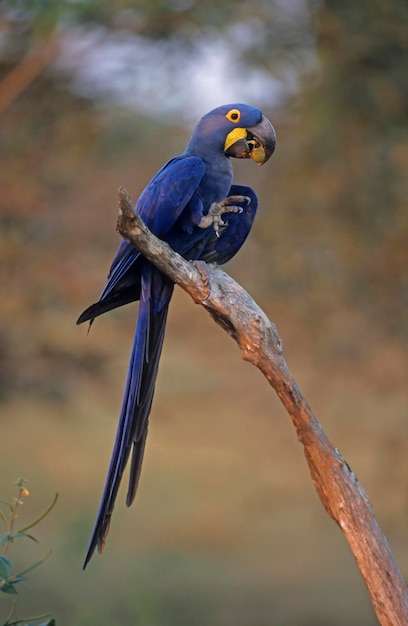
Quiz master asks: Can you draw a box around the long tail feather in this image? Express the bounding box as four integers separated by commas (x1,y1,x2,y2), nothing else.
83,273,171,568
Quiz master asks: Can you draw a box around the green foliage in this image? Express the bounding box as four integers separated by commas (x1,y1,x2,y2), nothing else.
0,479,57,626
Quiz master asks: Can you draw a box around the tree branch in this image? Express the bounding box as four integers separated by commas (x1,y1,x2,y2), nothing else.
116,186,408,626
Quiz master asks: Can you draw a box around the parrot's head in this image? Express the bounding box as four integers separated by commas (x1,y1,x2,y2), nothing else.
188,103,276,166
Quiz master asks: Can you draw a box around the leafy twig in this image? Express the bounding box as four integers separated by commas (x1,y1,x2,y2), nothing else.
0,479,56,625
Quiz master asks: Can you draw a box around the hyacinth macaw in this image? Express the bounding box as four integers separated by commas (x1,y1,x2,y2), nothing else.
78,103,276,567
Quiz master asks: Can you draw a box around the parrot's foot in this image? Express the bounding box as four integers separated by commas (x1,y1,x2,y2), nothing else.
198,195,250,237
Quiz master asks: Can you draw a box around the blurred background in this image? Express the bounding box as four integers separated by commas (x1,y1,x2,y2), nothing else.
0,0,407,624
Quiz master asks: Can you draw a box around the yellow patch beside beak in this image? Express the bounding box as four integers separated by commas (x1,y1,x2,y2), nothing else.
224,127,247,152
249,145,266,164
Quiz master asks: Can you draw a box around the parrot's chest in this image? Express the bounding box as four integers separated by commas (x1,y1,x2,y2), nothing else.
198,157,233,211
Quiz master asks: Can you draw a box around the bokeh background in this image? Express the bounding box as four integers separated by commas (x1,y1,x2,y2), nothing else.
1,1,407,624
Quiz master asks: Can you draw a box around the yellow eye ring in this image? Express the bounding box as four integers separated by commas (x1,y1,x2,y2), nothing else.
225,108,241,123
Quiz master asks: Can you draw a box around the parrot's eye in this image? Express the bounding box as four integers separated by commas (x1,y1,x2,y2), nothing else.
225,109,241,123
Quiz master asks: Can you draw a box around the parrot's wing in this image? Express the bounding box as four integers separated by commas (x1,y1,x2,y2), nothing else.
77,156,205,324
190,184,258,265
137,156,206,235
210,184,258,265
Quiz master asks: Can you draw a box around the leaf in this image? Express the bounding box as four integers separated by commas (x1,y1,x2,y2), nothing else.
10,532,39,544
8,549,52,583
0,580,18,594
0,532,11,545
0,499,13,511
0,555,12,567
9,575,27,585
0,554,11,578
17,493,58,534
0,506,11,529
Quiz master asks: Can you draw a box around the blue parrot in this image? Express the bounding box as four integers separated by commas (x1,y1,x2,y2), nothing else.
78,104,276,567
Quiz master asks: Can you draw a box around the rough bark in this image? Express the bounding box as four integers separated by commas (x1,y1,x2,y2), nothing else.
116,186,408,626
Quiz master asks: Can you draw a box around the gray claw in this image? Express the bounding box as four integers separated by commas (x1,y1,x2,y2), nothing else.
198,195,246,234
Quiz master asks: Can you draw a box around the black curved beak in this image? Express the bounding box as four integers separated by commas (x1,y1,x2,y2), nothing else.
225,115,276,165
